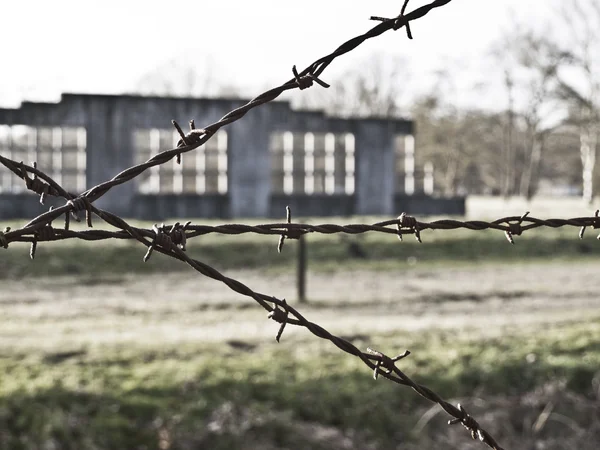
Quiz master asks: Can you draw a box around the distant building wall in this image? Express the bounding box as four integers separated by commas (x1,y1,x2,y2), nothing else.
0,93,464,219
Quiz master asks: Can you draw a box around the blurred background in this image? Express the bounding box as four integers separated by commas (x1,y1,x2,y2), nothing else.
1,1,599,449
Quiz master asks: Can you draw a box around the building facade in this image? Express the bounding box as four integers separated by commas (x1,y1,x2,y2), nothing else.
0,94,464,220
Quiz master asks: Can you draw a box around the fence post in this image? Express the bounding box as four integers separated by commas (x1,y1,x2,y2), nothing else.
297,235,307,303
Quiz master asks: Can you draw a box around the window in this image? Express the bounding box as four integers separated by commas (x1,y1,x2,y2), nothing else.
395,134,415,194
133,128,228,194
270,131,354,195
0,125,86,194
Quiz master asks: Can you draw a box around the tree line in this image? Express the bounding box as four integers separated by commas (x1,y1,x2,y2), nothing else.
296,0,600,202
134,0,600,202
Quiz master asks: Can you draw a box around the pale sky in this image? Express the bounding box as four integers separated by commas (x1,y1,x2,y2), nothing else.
1,1,552,110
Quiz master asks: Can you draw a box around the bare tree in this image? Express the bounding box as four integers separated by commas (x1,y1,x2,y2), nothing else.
513,32,566,199
411,84,508,197
490,25,569,199
134,56,240,98
297,52,411,118
502,68,516,198
552,0,600,203
410,75,469,197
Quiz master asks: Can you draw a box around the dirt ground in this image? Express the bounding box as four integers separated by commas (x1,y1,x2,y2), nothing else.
2,260,599,352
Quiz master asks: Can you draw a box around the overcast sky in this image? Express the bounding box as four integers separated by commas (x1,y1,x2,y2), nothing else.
1,0,552,110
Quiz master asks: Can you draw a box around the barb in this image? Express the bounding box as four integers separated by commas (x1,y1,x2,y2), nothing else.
371,0,415,39
579,209,600,239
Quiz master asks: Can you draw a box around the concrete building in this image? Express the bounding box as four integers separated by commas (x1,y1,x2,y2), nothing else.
0,93,464,220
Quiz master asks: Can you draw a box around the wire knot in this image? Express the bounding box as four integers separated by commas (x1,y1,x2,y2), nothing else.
448,404,484,442
173,119,207,163
20,161,57,204
504,211,529,244
167,221,192,251
507,222,522,235
30,222,56,260
278,206,310,252
66,196,93,228
0,227,10,249
35,224,55,241
267,298,288,342
370,0,413,38
144,223,175,262
366,347,410,380
397,212,421,242
292,65,330,90
579,209,600,240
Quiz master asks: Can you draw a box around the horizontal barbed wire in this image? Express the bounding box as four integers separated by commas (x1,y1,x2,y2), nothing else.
2,213,600,250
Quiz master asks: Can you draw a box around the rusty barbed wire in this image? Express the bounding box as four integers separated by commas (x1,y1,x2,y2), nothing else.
3,210,600,251
3,0,586,448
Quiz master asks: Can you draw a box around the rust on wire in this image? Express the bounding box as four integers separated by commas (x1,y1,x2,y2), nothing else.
366,347,411,380
144,223,176,262
449,404,487,443
166,221,192,251
67,197,94,228
20,161,53,204
268,298,289,342
396,212,421,242
504,211,529,244
30,207,56,260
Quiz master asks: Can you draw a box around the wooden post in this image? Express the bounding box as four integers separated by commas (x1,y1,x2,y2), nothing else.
297,235,307,303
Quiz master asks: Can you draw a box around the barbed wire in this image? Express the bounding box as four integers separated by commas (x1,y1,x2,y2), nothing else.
2,211,600,253
3,0,592,448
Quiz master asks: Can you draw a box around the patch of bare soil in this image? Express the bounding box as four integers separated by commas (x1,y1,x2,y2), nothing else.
1,261,599,350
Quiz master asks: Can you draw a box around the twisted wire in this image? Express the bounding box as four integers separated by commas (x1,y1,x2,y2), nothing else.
3,214,599,246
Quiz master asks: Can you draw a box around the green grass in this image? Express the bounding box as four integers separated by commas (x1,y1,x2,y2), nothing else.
1,216,599,279
1,320,599,449
2,216,599,448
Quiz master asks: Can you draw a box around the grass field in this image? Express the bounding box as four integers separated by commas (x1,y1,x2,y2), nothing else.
1,217,599,449
1,215,599,280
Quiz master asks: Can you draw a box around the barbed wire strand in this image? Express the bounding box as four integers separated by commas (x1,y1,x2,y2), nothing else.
3,213,600,248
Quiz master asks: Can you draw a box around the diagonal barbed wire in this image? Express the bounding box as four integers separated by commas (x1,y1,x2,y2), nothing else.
0,0,451,236
4,200,508,448
3,0,593,448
